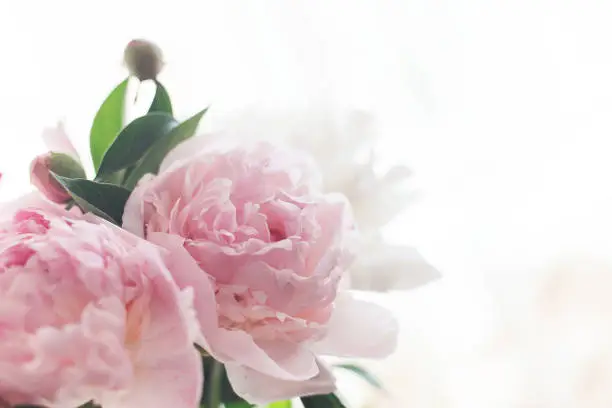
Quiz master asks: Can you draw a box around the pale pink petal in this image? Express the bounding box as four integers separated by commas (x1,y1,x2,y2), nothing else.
211,330,318,380
147,232,218,345
311,291,398,358
42,122,80,161
108,244,203,407
0,192,56,214
351,244,440,291
225,359,336,404
122,175,153,238
149,231,318,381
100,348,202,408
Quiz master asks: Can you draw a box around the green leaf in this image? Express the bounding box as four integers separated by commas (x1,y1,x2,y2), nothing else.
148,80,173,115
301,393,346,408
267,401,292,407
334,363,384,390
123,108,207,189
90,78,129,171
96,112,178,178
51,175,132,225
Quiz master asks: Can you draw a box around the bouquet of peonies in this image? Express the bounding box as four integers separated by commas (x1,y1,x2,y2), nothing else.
0,40,399,408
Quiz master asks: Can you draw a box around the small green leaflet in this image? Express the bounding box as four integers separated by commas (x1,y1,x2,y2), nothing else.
51,175,132,225
123,108,207,189
301,393,346,408
267,400,292,407
148,80,173,115
334,363,384,390
96,112,178,179
90,78,129,171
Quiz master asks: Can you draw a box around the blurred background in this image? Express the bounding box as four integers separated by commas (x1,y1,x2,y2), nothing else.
3,1,612,406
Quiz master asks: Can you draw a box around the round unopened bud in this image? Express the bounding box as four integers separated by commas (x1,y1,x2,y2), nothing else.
30,152,85,204
124,39,164,81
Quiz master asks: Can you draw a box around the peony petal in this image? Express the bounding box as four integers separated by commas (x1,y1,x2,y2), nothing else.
100,348,202,408
122,176,153,238
131,244,198,357
149,231,319,381
42,122,80,161
350,244,440,291
212,330,318,380
311,291,398,358
147,232,219,346
112,241,203,408
229,260,339,317
225,358,336,404
0,193,58,215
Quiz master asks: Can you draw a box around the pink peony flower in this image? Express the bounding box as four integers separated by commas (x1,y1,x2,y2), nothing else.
0,194,202,408
123,140,398,404
201,106,440,292
30,122,85,203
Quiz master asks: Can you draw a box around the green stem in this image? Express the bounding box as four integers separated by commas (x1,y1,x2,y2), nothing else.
207,361,224,408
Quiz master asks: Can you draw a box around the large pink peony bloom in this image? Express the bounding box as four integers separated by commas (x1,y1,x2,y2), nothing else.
123,140,398,404
0,194,202,408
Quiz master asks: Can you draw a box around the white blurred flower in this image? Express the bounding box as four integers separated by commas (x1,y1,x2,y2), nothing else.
208,104,438,291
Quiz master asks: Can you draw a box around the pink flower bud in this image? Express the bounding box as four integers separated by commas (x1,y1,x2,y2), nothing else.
30,123,85,203
29,153,71,203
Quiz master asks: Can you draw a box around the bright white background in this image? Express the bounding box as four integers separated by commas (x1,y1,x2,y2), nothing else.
3,1,612,406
